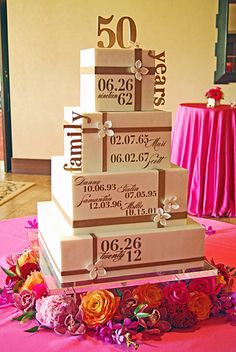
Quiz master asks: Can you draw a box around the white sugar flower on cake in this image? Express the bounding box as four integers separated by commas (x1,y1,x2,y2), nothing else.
131,60,149,81
153,208,171,227
163,196,180,213
87,260,106,280
97,121,114,138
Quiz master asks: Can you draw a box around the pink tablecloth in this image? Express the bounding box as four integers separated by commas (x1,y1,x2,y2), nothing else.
0,216,236,352
171,103,236,217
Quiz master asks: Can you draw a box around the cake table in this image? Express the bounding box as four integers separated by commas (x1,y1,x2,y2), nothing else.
171,103,236,217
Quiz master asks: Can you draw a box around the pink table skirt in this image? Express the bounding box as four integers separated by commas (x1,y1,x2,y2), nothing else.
171,103,236,217
1,216,236,352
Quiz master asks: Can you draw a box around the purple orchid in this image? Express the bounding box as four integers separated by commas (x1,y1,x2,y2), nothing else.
14,290,36,312
6,252,21,266
25,219,38,229
202,224,216,236
0,283,14,306
112,327,126,344
54,309,86,336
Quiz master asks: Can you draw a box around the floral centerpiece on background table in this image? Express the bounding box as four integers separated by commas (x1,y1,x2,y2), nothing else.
205,86,224,107
0,221,236,349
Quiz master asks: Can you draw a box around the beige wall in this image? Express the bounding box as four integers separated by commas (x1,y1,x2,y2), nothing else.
7,0,236,159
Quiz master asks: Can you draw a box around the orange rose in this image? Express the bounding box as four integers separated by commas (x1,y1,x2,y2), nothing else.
81,290,120,328
19,271,44,292
188,292,212,320
132,284,163,308
18,250,38,267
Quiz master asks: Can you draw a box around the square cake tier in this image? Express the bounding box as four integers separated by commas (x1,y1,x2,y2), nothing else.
64,107,171,172
38,201,205,288
80,47,156,111
51,156,188,230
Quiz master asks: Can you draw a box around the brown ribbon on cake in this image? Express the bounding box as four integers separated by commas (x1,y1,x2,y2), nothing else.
80,48,155,111
81,112,171,172
134,48,142,110
156,169,187,227
39,231,204,287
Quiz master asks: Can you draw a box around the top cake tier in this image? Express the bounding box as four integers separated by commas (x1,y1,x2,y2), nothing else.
80,48,155,112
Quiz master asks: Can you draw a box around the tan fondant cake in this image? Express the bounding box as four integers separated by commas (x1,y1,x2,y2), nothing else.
52,156,188,230
63,107,172,173
38,202,204,288
38,44,205,289
80,48,156,112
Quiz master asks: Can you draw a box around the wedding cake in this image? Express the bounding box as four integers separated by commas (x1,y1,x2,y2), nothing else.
38,46,205,288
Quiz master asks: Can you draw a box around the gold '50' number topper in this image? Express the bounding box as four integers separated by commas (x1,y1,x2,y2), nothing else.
97,15,137,48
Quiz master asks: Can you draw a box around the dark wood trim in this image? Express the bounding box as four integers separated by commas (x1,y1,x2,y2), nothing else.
0,0,12,171
11,158,51,175
214,0,236,83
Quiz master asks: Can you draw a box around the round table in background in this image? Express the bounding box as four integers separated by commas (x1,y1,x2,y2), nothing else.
171,103,236,217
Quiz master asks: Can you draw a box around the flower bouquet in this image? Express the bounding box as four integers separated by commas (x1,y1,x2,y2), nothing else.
0,220,236,348
205,87,224,107
1,245,236,349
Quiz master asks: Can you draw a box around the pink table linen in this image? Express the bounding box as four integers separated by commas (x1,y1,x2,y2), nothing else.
0,215,236,352
171,103,236,217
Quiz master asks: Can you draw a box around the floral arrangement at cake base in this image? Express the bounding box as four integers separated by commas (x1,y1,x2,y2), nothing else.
1,246,236,349
205,86,224,107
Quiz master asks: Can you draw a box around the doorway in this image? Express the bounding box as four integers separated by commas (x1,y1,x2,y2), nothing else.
0,0,12,173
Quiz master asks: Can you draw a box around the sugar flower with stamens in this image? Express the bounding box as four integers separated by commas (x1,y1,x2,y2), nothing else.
97,121,114,138
87,260,106,280
163,196,180,213
131,60,149,81
153,208,171,227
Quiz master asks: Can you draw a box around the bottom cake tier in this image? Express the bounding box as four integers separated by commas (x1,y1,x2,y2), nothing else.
38,201,205,288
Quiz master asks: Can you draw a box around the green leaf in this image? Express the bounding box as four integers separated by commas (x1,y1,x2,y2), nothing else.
25,326,40,333
12,311,36,322
136,312,152,319
15,261,22,278
13,280,25,293
134,303,146,315
13,312,28,322
1,266,16,277
114,288,123,298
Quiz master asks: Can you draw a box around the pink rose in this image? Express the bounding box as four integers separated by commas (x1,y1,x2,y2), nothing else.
188,277,217,295
163,282,189,304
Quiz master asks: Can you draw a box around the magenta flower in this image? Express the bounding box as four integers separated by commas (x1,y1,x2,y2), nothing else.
25,219,38,229
231,292,236,304
14,290,36,312
96,325,113,343
202,225,216,236
32,283,48,300
226,293,236,321
163,282,189,305
0,283,14,306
